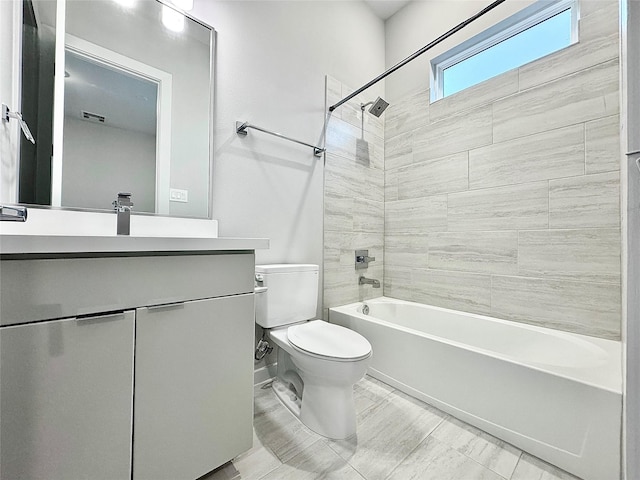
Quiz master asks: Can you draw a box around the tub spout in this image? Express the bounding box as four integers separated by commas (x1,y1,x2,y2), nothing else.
359,276,380,288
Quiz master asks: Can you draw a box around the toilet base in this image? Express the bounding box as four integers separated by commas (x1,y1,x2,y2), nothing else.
299,381,357,440
271,376,358,440
272,378,301,418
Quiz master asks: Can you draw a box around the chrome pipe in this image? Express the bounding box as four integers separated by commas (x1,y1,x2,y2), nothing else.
328,0,507,113
236,121,325,157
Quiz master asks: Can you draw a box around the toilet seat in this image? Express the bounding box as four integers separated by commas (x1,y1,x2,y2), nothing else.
287,320,372,361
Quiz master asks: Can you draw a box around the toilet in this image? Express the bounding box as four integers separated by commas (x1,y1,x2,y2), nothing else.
255,264,372,440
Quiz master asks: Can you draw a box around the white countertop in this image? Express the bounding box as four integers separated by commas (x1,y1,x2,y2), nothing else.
0,235,269,255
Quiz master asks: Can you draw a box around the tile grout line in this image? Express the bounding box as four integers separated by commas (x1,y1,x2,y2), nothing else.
507,453,524,480
254,458,283,480
430,418,524,480
462,449,522,480
380,435,439,480
379,415,448,480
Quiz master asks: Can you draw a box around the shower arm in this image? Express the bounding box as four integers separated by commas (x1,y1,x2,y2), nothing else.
328,0,506,113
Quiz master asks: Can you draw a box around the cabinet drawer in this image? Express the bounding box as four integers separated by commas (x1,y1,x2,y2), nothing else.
0,252,255,326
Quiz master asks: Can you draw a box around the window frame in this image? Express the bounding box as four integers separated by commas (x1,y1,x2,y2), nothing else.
430,0,580,102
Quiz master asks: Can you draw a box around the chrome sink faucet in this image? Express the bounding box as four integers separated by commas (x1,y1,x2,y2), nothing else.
359,276,380,288
113,192,133,235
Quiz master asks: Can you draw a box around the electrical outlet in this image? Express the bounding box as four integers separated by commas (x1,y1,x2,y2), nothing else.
169,188,188,203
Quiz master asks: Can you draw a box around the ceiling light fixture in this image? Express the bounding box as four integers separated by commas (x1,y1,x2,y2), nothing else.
113,0,136,8
162,5,185,32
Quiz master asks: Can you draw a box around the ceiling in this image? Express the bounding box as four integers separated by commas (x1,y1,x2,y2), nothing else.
363,0,411,20
64,50,158,136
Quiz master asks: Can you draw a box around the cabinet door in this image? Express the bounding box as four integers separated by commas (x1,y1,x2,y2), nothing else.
0,311,135,480
133,294,254,480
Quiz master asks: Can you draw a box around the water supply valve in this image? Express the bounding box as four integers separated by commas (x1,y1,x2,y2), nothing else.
254,339,273,361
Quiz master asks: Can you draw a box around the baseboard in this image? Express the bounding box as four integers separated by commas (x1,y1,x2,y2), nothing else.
254,363,277,386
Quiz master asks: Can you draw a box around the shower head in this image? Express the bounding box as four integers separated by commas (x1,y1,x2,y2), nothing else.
361,97,389,117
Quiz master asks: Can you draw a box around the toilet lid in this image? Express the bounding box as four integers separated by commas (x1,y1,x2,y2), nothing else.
287,320,372,360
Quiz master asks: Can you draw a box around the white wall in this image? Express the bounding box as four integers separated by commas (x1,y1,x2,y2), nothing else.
192,0,385,265
189,0,385,372
2,0,385,249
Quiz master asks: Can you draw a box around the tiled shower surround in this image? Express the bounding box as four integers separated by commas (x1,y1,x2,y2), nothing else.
324,0,621,340
323,78,386,316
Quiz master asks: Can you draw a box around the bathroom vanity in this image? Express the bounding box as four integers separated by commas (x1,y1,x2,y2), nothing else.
0,235,268,480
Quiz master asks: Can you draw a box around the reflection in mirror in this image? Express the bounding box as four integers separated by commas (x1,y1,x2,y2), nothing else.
19,0,56,206
17,0,214,219
62,48,158,213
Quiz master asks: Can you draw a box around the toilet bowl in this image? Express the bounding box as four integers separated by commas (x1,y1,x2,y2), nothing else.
269,320,371,439
255,264,372,439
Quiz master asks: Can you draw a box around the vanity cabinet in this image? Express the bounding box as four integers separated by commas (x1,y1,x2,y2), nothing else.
0,311,135,480
0,243,264,480
133,294,254,480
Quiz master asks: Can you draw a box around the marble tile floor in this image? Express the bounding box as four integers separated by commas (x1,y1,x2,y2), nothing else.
205,375,581,480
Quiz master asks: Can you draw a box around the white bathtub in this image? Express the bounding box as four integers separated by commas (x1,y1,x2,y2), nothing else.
329,297,622,480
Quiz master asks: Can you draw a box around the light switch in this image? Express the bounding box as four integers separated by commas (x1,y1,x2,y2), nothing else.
169,188,188,203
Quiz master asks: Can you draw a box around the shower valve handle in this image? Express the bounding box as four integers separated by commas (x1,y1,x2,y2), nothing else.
355,249,375,269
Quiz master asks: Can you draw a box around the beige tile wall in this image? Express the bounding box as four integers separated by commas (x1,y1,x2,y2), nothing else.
382,1,621,339
323,77,385,317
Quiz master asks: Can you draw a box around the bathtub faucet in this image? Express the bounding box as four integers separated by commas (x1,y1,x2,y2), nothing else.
359,276,380,288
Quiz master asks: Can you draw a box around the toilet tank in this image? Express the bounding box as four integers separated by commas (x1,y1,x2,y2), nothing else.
255,264,319,328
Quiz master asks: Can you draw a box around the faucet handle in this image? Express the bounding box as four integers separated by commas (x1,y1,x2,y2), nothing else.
117,192,133,205
355,249,376,269
113,192,133,210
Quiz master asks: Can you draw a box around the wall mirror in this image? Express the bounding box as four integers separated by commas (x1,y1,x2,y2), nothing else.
17,0,214,218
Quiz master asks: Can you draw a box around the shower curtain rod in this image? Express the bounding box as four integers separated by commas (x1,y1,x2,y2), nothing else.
328,0,507,112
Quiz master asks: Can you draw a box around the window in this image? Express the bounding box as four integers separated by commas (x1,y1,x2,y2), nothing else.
431,0,578,101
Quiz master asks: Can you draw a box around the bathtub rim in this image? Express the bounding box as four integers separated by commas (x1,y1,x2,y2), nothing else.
329,296,622,395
